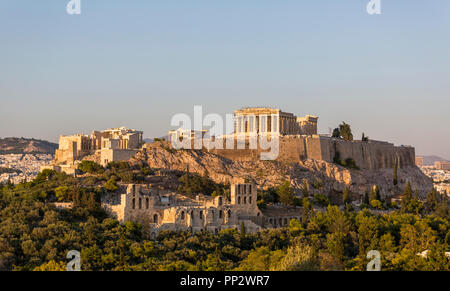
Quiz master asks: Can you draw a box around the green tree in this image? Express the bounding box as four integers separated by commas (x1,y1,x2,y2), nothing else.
326,232,345,263
33,260,66,271
313,193,330,207
361,133,369,142
401,181,413,212
355,211,379,256
339,122,353,141
277,181,295,206
425,187,439,213
240,221,246,236
204,250,233,271
435,194,449,218
342,187,351,205
274,243,319,271
302,197,313,225
370,199,383,210
332,128,341,138
236,247,284,271
79,161,103,174
363,189,370,205
105,178,119,192
393,161,398,186
55,186,70,201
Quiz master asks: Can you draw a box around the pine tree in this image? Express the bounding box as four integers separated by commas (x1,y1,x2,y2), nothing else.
425,187,439,212
277,181,295,206
401,181,413,212
364,189,370,204
301,197,312,226
435,194,448,218
404,181,412,200
362,133,369,142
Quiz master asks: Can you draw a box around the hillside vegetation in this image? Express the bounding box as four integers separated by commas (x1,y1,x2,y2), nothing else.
0,160,448,271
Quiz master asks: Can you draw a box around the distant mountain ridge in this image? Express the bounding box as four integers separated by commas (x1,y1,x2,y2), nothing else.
0,137,58,154
421,155,450,166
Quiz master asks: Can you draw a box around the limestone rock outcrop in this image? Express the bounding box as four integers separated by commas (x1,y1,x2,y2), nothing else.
130,142,433,200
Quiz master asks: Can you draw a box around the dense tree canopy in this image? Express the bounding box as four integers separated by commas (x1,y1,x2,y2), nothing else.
0,167,448,271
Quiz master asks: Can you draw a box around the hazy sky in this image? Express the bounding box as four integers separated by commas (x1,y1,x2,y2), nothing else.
1,0,449,159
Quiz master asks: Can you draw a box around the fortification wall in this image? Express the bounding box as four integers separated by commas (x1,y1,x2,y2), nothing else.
319,137,415,170
100,149,139,166
209,135,415,170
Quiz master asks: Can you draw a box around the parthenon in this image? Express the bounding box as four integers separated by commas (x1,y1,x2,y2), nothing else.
234,107,318,136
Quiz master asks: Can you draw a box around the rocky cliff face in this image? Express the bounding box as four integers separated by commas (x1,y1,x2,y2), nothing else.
130,142,433,200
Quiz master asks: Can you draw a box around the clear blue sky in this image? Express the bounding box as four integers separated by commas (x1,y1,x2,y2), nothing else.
1,0,449,159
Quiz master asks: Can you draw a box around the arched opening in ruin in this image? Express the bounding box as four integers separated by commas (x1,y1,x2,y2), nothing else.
243,197,247,204
228,210,231,218
153,214,158,224
218,197,223,206
146,198,149,209
181,211,185,220
219,210,223,219
249,197,252,204
238,196,241,204
132,198,135,210
139,198,142,209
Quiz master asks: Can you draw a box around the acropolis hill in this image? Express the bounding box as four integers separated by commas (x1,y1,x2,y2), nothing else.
46,107,432,199
169,107,416,170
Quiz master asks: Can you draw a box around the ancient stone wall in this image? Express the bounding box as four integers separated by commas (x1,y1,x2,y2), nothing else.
209,135,415,170
319,137,415,170
100,149,140,166
102,183,263,235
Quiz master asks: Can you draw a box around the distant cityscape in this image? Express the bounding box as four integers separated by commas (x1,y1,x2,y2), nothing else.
416,157,450,196
0,154,53,184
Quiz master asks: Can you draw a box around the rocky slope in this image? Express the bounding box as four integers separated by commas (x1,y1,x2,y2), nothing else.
0,138,58,154
130,142,433,200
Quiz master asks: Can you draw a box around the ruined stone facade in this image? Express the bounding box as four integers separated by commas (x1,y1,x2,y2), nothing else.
53,127,143,168
102,183,264,236
234,107,318,136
